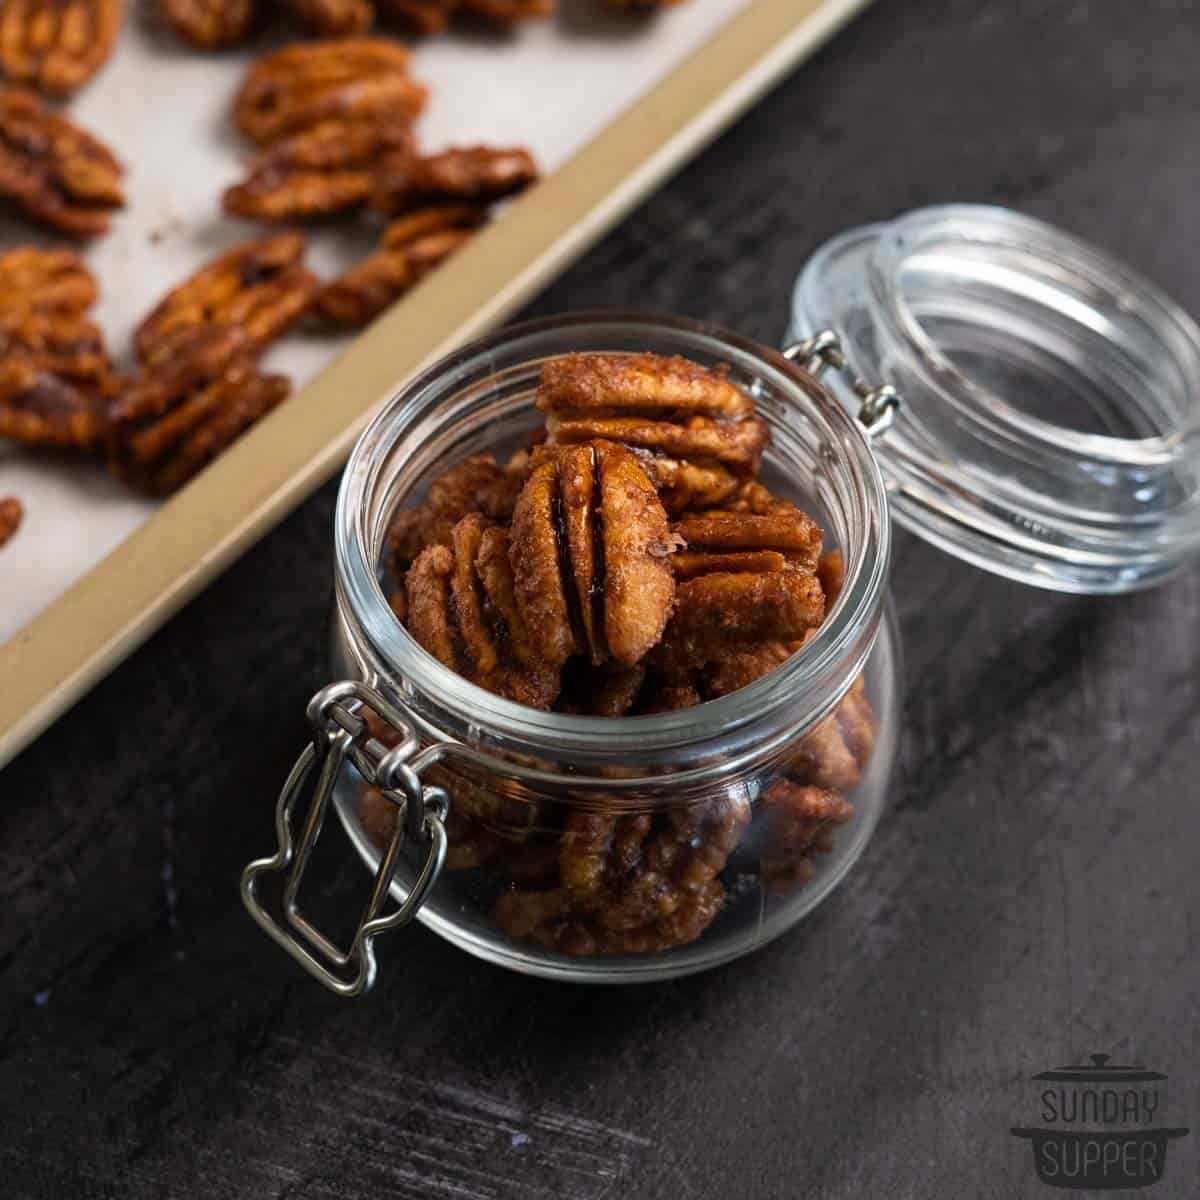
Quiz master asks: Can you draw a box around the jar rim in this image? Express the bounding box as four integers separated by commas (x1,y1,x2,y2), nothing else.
334,310,891,770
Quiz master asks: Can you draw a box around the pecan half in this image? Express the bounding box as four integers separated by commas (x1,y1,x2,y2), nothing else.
0,246,109,383
315,204,483,328
759,779,855,894
387,451,526,574
159,0,257,48
223,118,415,221
0,357,111,448
0,0,122,96
538,353,769,490
509,440,676,670
0,87,123,235
405,514,561,708
108,324,290,495
655,501,825,670
133,232,317,364
234,38,425,145
496,793,749,956
277,0,374,35
369,144,537,216
0,495,22,547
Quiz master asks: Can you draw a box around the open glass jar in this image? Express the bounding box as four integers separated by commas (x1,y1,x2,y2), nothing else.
243,206,1200,995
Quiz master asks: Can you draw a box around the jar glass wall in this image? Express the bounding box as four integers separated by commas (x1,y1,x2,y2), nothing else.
327,313,901,982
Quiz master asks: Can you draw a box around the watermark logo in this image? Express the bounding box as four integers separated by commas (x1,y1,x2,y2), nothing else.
1011,1053,1189,1190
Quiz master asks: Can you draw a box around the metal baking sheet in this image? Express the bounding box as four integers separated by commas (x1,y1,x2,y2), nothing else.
0,0,872,766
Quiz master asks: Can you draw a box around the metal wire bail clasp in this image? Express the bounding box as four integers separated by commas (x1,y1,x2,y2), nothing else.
240,681,449,997
783,329,902,438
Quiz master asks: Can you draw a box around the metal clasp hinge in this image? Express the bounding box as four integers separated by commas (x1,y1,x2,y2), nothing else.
783,329,901,438
240,681,450,997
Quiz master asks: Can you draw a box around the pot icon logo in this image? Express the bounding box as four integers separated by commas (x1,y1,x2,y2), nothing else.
1011,1054,1189,1190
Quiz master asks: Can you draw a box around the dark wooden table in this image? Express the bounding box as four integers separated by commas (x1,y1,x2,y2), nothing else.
4,2,1198,1196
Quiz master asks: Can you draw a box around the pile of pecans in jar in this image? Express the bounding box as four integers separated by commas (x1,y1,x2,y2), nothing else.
360,351,877,957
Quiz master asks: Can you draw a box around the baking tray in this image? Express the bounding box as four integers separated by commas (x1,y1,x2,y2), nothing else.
0,0,872,767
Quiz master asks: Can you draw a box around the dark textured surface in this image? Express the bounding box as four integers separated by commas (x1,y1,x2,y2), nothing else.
3,1,1199,1196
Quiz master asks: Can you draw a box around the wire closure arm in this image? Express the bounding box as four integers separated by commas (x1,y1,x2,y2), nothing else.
240,681,451,997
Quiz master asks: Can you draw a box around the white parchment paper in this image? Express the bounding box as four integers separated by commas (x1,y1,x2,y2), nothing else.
0,0,750,643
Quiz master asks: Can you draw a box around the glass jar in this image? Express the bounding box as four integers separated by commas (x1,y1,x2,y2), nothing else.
243,206,1200,995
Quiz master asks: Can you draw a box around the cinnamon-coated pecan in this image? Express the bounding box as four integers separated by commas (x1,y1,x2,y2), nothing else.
759,779,854,893
509,440,677,669
369,144,537,216
0,0,122,96
405,514,561,708
223,119,415,221
277,0,373,35
538,352,769,484
133,232,317,363
159,0,256,47
0,357,112,448
108,324,289,495
234,39,425,145
0,495,21,547
0,246,109,384
387,451,526,574
0,87,123,235
314,204,483,328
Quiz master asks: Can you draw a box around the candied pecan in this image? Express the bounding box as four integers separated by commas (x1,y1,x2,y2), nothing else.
558,660,647,716
818,547,844,608
277,0,373,35
496,794,749,955
133,232,317,363
234,39,425,146
0,87,123,235
0,495,23,547
538,352,768,482
459,0,553,21
788,672,877,791
0,246,109,383
369,145,537,216
0,357,111,449
509,441,676,670
159,0,256,47
108,324,290,495
760,779,854,893
673,504,822,579
223,119,415,222
388,451,524,573
315,204,483,329
405,514,561,708
0,0,122,96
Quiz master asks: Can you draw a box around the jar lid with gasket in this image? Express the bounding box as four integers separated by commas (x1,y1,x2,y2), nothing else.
789,204,1200,593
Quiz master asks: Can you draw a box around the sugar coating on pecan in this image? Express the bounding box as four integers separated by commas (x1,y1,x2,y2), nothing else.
108,324,289,495
0,0,122,96
159,0,256,47
315,204,484,328
369,144,537,216
509,441,676,670
406,514,561,708
0,357,112,450
223,119,415,222
277,0,374,35
0,87,124,235
388,451,526,573
133,232,317,364
234,39,425,145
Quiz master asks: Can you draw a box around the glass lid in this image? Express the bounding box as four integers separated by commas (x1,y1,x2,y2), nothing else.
789,204,1200,593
